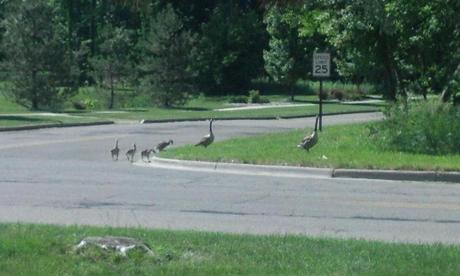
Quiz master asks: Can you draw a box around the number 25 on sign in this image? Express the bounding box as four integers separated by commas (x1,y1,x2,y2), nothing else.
313,53,330,77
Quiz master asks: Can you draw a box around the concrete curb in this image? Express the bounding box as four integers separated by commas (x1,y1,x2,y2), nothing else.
140,110,380,124
143,156,333,179
0,121,115,132
147,156,460,183
333,169,460,183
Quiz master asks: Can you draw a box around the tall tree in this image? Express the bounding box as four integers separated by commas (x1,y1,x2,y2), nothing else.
139,4,196,107
1,0,79,109
264,5,310,101
89,25,132,109
193,2,266,94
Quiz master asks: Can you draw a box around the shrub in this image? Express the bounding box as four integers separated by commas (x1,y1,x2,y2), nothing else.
248,90,270,104
375,100,460,155
229,96,248,104
329,90,344,100
72,101,86,110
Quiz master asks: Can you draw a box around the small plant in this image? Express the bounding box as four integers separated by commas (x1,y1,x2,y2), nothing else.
248,90,270,104
229,95,248,104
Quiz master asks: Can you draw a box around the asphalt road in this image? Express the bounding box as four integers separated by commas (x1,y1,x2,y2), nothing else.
1,112,460,244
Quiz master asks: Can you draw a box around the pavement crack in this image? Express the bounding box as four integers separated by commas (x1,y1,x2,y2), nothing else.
179,209,460,225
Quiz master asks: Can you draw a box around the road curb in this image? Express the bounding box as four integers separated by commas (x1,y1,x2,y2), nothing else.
144,156,333,179
140,110,380,124
147,156,460,183
332,169,460,183
0,121,115,132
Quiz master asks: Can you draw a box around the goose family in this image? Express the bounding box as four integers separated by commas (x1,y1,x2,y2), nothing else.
112,116,322,163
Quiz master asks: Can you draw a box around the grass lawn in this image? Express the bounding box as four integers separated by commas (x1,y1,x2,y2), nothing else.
0,83,381,127
79,103,380,122
161,123,460,171
1,223,459,275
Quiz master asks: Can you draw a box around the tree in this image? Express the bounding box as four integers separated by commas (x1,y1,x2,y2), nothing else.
263,5,310,101
89,25,132,109
192,2,266,94
139,4,196,107
0,0,79,110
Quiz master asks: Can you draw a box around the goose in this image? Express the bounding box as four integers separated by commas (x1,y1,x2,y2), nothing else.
156,139,173,152
141,148,156,162
297,115,319,151
110,139,120,161
195,119,214,148
126,144,137,162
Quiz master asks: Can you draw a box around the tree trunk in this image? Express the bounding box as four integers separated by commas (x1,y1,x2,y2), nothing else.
440,63,460,103
109,75,114,109
378,32,399,101
90,0,97,55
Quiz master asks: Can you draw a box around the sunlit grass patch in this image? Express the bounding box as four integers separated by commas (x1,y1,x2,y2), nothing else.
0,223,459,275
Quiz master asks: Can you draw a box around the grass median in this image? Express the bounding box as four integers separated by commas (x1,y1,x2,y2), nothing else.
160,123,460,171
79,102,379,122
1,223,459,275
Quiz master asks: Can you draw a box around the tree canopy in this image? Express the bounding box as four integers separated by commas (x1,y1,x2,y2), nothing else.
0,0,459,107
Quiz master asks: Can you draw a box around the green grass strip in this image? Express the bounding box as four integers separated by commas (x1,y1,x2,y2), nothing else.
161,123,460,171
80,103,379,121
0,223,459,275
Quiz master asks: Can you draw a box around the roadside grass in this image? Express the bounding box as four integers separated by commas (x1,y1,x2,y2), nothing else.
161,123,460,171
1,223,459,275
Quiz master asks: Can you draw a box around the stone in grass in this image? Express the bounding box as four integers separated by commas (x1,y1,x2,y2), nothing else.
74,236,155,257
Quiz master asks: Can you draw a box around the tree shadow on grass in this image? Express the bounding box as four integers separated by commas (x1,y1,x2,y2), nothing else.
0,115,50,122
168,106,210,112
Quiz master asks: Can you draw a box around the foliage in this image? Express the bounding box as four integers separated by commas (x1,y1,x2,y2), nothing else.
376,100,460,155
139,4,196,107
0,0,79,110
310,0,460,101
263,5,309,101
228,95,249,104
248,90,270,104
192,2,266,94
89,24,133,109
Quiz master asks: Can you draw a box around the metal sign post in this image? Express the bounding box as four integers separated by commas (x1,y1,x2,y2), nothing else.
313,53,330,131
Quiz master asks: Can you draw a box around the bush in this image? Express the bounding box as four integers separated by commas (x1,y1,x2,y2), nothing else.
72,101,86,110
229,96,248,104
329,90,344,100
248,90,270,104
375,100,460,155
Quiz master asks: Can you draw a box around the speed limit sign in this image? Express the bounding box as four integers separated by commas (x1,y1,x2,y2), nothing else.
313,53,330,77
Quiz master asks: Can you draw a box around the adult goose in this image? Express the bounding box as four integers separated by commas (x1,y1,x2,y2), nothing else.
195,119,214,148
297,115,319,151
156,140,173,152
